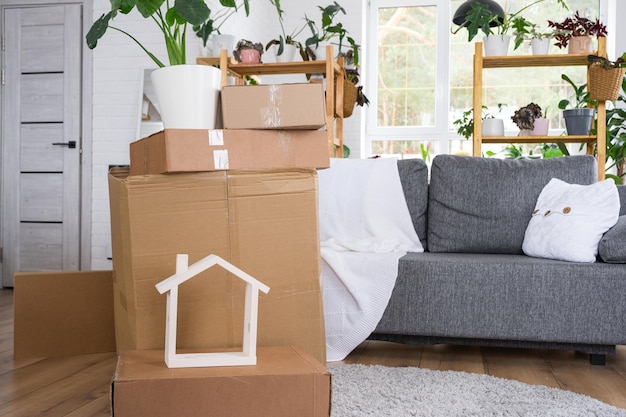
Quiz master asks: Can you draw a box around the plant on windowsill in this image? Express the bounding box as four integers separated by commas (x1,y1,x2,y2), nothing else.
547,11,607,54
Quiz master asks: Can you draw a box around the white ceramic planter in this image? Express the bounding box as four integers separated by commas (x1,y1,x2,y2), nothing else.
151,64,222,129
483,35,510,56
482,118,504,136
531,38,550,55
273,43,299,62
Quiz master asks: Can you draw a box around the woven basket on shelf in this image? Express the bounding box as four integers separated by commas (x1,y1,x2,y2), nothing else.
334,76,358,118
588,64,625,101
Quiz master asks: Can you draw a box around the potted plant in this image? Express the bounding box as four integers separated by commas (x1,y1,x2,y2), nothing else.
194,1,248,56
453,104,505,139
605,77,626,184
303,2,360,66
86,0,250,129
451,0,568,56
234,39,264,64
264,1,308,62
548,11,607,54
587,53,626,101
558,73,596,136
525,23,556,55
511,102,549,136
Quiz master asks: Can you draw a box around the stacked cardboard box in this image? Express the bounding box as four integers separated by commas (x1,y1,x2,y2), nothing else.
119,82,329,364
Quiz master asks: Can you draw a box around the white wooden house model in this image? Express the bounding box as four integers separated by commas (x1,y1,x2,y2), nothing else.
155,253,270,368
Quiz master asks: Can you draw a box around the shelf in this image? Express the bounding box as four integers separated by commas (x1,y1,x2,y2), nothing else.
480,135,596,144
482,53,589,68
472,38,607,180
195,57,342,76
196,45,345,158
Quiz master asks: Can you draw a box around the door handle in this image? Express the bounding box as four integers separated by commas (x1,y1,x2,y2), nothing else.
52,141,76,149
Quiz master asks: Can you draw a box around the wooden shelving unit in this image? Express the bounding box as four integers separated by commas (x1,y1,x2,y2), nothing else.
472,37,608,180
197,45,346,157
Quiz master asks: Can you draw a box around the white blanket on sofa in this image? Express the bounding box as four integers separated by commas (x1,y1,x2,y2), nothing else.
318,158,423,361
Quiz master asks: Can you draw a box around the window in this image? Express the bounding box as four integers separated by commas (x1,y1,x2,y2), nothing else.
364,0,610,160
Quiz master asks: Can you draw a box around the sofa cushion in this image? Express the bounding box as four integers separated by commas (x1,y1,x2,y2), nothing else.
397,159,429,250
522,178,620,263
618,185,626,216
427,155,597,254
599,215,626,263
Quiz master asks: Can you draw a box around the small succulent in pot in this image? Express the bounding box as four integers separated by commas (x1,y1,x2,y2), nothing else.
511,102,543,130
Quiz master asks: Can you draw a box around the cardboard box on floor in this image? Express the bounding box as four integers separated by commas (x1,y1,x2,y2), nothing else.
129,128,330,176
108,168,326,364
13,270,116,359
111,346,330,417
220,83,326,130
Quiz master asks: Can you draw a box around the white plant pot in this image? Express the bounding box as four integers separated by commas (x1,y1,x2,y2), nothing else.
482,118,504,136
273,43,299,62
211,34,235,56
151,65,222,129
531,38,550,55
483,35,510,56
312,43,328,61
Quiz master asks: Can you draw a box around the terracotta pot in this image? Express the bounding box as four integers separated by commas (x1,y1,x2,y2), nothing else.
568,36,592,54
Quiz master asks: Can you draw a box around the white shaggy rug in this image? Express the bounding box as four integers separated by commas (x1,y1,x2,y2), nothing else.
329,364,626,417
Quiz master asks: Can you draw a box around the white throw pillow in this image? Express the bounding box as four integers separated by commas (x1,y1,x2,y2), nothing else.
522,178,620,263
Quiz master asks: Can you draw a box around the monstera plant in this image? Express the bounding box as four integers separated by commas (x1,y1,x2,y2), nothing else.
86,0,250,67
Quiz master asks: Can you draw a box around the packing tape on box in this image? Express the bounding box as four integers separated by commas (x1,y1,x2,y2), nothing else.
260,84,282,128
214,150,229,169
208,130,224,146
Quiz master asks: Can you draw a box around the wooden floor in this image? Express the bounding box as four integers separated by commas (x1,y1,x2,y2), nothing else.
1,288,625,416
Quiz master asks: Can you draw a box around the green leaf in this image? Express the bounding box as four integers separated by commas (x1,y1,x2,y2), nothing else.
135,0,164,18
174,0,210,26
86,11,116,49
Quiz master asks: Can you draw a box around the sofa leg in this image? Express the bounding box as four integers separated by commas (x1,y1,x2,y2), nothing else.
589,354,606,366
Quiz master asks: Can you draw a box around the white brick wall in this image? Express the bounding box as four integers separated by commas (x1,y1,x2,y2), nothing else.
88,0,363,269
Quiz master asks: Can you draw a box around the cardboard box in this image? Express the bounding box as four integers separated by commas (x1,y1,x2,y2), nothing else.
221,83,326,129
13,270,116,359
111,346,330,417
129,128,330,176
108,168,326,364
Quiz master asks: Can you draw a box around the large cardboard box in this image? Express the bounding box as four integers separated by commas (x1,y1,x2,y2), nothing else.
221,83,326,129
111,346,330,417
129,128,329,175
108,168,326,363
13,270,116,359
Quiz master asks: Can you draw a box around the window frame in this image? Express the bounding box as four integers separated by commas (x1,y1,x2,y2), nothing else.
362,0,615,158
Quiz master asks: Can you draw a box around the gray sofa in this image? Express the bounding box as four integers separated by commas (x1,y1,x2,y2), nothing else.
370,154,626,365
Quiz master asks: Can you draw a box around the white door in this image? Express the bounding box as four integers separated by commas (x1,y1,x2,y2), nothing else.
1,4,82,287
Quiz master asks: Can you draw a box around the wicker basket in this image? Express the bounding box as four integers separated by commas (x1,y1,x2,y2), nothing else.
334,77,358,118
588,64,625,101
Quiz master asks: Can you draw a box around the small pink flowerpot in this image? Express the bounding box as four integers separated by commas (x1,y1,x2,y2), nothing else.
568,36,592,54
531,118,550,136
239,49,261,64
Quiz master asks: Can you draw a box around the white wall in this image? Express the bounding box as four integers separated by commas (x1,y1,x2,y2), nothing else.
88,0,363,269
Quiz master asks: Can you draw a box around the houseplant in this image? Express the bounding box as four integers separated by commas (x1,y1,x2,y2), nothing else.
548,11,607,54
265,0,308,61
453,104,505,139
605,77,626,184
234,39,264,63
86,0,250,129
587,53,626,101
511,102,549,136
303,2,359,66
558,73,596,136
451,0,568,56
